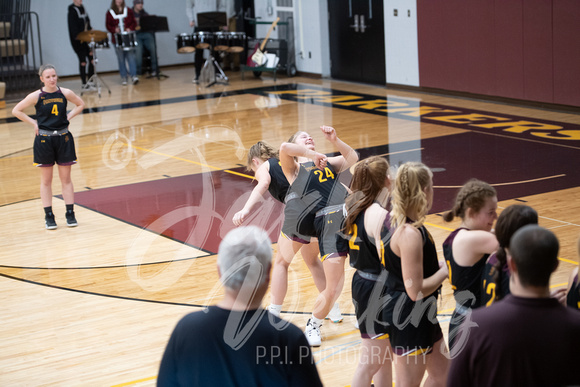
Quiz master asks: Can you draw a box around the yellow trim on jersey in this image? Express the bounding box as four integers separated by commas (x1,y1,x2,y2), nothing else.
404,347,431,357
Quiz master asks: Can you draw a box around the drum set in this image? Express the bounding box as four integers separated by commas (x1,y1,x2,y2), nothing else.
176,31,245,54
175,31,245,86
77,29,111,97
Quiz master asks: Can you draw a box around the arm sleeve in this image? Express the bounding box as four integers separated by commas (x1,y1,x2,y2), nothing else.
67,8,78,44
125,9,137,31
447,345,473,387
288,333,323,387
157,330,179,387
86,12,92,31
185,0,195,24
105,11,116,34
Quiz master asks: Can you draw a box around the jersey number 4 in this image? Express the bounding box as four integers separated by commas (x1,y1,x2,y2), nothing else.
51,104,59,116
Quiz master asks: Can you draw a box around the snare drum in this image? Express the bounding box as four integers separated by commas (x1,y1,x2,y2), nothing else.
226,32,246,53
176,33,195,53
114,31,138,51
192,31,214,49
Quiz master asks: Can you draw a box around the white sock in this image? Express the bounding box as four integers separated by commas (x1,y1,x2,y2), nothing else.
268,304,282,317
310,315,324,327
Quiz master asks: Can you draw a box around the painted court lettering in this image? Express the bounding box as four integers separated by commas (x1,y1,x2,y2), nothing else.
271,89,580,142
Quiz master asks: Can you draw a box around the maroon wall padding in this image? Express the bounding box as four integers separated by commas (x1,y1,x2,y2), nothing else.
417,0,580,107
464,0,495,95
494,0,524,100
417,0,469,92
522,0,553,103
553,0,580,106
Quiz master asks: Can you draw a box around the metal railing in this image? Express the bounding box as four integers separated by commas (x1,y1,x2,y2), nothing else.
0,11,42,95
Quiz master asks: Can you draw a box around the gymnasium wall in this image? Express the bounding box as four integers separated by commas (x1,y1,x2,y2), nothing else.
417,0,580,107
29,0,199,78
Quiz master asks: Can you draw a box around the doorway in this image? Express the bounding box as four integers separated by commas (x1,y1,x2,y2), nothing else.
328,0,386,84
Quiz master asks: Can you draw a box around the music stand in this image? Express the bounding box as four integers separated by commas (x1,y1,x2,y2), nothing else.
139,15,169,79
197,12,227,31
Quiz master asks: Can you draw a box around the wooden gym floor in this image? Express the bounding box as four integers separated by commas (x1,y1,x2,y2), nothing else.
0,65,579,386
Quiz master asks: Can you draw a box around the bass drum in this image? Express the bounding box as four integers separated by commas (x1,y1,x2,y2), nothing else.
176,33,195,53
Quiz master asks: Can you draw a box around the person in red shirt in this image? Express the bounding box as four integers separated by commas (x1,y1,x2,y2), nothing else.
106,0,139,85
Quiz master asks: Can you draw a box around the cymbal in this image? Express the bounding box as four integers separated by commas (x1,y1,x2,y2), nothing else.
77,30,108,43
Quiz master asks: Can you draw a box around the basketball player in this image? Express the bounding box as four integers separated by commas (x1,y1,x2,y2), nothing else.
441,179,498,353
480,204,538,306
279,125,359,346
383,162,449,386
232,141,328,320
344,156,393,387
12,64,85,229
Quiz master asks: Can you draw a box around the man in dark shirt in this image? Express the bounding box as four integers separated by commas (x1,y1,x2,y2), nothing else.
448,225,580,387
157,226,323,387
132,0,159,76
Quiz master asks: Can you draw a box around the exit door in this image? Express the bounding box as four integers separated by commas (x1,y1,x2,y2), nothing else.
328,0,385,85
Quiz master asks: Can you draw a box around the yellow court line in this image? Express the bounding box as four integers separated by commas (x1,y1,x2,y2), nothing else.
110,375,156,387
324,329,360,341
424,222,455,232
558,257,579,265
434,174,566,189
130,144,254,179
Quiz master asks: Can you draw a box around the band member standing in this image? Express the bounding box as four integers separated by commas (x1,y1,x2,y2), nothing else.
12,64,85,230
106,0,139,85
67,0,94,86
132,0,159,77
185,0,233,83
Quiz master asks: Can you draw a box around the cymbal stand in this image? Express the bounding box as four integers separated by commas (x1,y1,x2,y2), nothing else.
81,40,112,98
200,45,228,87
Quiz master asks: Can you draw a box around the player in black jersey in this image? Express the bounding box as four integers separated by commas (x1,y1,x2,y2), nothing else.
12,64,85,230
566,237,580,309
344,156,393,387
280,126,359,346
441,179,498,354
481,204,538,307
384,162,449,386
232,141,326,318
